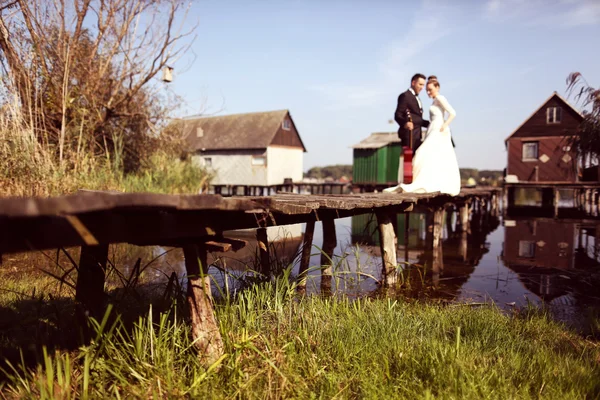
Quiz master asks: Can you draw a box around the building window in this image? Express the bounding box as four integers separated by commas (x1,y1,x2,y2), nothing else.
522,142,539,161
518,241,535,258
282,119,291,131
252,156,266,166
204,157,212,167
546,107,562,124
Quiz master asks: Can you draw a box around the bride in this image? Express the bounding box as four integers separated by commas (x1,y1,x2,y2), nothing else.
384,76,461,196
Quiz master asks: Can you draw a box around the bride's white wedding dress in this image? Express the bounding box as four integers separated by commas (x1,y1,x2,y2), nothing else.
384,94,461,196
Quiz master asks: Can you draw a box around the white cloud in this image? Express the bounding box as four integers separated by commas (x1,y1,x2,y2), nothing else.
483,0,600,27
309,0,463,111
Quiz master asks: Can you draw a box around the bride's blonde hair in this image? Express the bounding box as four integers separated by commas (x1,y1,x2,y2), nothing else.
427,75,440,88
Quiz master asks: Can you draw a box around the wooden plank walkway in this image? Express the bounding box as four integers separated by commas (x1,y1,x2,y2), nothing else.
0,187,501,363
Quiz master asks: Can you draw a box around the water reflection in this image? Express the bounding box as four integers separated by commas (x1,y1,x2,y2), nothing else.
134,203,600,336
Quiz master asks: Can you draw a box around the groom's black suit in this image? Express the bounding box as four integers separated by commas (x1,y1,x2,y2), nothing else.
394,89,429,153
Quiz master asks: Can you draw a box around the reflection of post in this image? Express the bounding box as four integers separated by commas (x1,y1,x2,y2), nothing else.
298,220,315,288
321,219,336,276
433,208,443,249
404,213,410,263
432,242,443,288
554,188,560,218
377,211,398,286
459,230,468,262
596,225,600,262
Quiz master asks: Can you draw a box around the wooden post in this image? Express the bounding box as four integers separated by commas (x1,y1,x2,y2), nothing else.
256,227,270,277
321,219,336,276
585,189,591,213
391,214,399,248
503,187,509,214
404,213,410,262
554,188,560,218
445,208,454,235
433,208,443,249
459,202,469,232
75,244,109,337
298,220,315,288
376,211,398,286
183,244,223,364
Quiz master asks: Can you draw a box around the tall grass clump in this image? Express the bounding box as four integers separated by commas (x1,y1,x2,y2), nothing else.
2,269,599,399
0,101,211,197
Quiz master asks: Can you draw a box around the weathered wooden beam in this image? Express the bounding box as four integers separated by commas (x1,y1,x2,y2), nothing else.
298,220,315,288
75,244,109,340
256,228,270,276
321,219,336,276
376,211,398,286
183,244,223,364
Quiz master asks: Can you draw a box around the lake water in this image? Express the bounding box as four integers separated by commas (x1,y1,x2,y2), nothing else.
173,207,599,337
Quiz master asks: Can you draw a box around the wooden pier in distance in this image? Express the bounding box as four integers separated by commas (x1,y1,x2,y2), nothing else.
0,187,500,363
504,182,600,218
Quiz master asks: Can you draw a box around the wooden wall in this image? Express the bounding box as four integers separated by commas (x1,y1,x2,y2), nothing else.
506,94,583,182
507,137,577,182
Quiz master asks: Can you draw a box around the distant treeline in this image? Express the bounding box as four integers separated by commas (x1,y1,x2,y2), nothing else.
459,169,504,183
304,165,353,180
305,164,503,184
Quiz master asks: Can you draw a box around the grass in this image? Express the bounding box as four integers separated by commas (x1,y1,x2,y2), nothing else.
0,104,211,197
1,268,599,399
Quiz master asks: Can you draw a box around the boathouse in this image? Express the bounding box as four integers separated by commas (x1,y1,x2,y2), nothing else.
180,110,307,187
351,132,402,191
504,92,584,183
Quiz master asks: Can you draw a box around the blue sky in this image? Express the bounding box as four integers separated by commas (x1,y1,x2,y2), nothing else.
169,0,600,171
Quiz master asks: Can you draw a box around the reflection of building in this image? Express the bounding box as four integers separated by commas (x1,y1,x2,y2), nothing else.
351,210,500,301
501,218,600,302
502,219,576,270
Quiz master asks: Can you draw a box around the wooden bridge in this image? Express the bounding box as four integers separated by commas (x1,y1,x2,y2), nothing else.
0,187,501,362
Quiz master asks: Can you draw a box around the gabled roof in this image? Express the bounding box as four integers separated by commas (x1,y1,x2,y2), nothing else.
351,132,400,149
504,91,584,143
179,109,306,152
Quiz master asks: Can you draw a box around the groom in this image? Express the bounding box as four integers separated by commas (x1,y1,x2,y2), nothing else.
394,73,430,153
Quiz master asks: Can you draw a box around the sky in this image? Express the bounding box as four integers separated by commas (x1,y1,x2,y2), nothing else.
167,0,600,172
